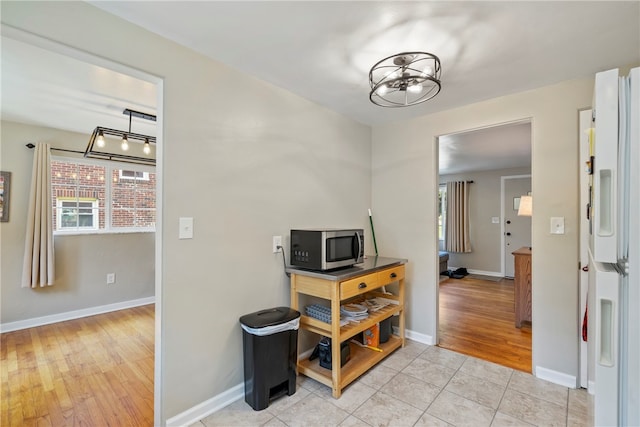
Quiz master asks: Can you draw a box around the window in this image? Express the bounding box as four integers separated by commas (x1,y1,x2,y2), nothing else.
51,158,155,234
438,184,447,241
57,198,99,230
111,168,155,229
119,170,149,181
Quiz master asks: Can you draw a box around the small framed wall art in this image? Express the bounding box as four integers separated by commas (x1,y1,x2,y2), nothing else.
0,171,11,222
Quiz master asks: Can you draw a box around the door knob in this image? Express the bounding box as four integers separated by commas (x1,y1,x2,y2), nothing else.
506,232,512,236
506,220,511,224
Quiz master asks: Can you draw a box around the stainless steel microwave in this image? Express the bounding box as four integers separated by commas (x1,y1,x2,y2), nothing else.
290,229,364,271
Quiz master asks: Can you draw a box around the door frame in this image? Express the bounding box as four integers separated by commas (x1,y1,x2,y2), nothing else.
435,118,532,347
3,25,165,424
501,174,532,277
578,108,591,390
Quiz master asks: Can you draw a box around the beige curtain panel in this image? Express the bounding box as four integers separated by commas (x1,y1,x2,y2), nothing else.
22,143,55,288
445,181,472,253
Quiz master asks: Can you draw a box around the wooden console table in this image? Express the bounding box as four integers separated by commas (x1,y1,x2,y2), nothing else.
513,247,532,328
287,256,406,398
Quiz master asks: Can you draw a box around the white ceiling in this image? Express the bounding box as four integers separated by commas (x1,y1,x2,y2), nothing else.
1,35,158,138
439,121,531,175
89,1,639,125
1,1,638,172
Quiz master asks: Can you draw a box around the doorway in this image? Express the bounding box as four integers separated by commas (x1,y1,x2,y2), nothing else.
2,27,164,423
502,175,532,278
437,120,532,371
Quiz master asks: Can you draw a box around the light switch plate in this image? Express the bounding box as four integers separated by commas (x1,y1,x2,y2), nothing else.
179,217,194,239
491,217,500,224
550,217,565,235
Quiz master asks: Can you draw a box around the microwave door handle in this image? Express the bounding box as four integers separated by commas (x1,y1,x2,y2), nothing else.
355,231,363,263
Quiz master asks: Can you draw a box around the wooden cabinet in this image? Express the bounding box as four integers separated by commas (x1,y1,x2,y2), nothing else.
513,247,532,328
288,257,406,398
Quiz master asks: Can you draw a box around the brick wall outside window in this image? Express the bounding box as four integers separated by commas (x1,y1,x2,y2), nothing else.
51,159,155,233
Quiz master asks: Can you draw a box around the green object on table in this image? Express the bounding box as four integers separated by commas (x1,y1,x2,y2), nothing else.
368,209,378,256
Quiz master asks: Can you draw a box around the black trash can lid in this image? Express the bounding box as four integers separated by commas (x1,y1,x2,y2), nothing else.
239,307,300,329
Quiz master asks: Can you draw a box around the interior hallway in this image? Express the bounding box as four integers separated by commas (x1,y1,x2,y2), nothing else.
438,276,533,373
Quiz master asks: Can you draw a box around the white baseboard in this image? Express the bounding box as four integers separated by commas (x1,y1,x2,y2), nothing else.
467,268,503,278
588,380,595,395
535,366,577,389
401,327,435,346
448,266,503,278
0,296,155,333
169,328,436,426
166,383,244,427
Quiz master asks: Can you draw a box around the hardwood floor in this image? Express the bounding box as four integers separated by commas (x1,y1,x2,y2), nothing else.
1,304,154,427
438,276,532,373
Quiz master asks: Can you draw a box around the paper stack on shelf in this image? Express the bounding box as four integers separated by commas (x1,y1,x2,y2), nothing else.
340,303,369,323
371,296,399,306
363,298,390,312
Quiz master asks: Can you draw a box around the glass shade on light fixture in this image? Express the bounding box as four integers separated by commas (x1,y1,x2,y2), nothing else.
143,138,151,155
96,130,106,148
121,134,129,151
369,52,441,107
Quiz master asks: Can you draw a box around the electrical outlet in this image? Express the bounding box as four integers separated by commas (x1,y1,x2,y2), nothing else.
107,273,115,284
273,235,282,253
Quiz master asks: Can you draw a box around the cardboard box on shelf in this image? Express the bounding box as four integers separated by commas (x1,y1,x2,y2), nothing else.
363,323,379,348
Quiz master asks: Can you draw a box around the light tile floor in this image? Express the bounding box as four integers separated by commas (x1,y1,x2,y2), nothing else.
192,341,593,427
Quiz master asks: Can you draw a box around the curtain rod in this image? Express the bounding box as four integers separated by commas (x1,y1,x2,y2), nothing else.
25,143,84,155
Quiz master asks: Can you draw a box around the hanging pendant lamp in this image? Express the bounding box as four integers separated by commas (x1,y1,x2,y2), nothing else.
85,108,156,165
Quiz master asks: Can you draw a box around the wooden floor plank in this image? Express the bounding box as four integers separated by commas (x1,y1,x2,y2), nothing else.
438,277,532,372
1,304,154,427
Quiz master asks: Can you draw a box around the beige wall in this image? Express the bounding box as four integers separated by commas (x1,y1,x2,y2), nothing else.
372,78,596,379
440,167,531,274
1,2,372,423
0,120,155,324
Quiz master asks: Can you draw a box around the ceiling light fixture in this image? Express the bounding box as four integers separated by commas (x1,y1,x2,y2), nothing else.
369,52,442,107
85,108,156,166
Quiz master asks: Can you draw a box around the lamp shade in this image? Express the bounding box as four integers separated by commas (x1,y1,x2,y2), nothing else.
518,195,532,216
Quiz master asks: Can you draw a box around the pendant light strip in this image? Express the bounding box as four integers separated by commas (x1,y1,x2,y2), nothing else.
84,108,157,166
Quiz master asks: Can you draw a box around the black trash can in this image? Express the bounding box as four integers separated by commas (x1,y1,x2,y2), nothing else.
239,307,300,411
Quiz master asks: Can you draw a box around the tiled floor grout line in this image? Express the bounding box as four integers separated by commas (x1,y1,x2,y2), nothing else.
407,346,444,423
437,357,508,426
406,346,470,427
490,369,516,426
564,388,570,427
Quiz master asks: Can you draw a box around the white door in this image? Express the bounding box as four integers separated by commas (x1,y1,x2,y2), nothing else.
503,176,532,278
